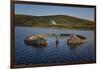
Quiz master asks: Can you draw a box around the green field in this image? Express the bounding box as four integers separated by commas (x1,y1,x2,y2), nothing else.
15,14,95,30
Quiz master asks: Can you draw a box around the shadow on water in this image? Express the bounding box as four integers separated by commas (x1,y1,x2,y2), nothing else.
67,42,87,49
67,43,87,56
24,41,47,48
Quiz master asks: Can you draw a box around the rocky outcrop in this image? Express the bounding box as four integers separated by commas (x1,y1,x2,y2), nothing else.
24,34,48,46
24,33,87,46
67,34,87,44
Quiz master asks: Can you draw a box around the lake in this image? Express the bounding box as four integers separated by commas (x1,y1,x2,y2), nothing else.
14,26,95,65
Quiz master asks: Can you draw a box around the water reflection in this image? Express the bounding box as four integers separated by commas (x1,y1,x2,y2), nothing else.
67,43,86,48
55,40,59,48
24,41,47,48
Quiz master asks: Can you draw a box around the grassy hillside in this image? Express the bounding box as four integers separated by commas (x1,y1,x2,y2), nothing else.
15,14,95,30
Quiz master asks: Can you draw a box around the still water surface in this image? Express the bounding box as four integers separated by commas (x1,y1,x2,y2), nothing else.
15,26,95,65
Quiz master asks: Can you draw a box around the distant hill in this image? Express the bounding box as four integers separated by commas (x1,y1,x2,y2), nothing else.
15,14,95,29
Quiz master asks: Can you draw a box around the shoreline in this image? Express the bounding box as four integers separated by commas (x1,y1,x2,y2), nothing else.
15,25,94,31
